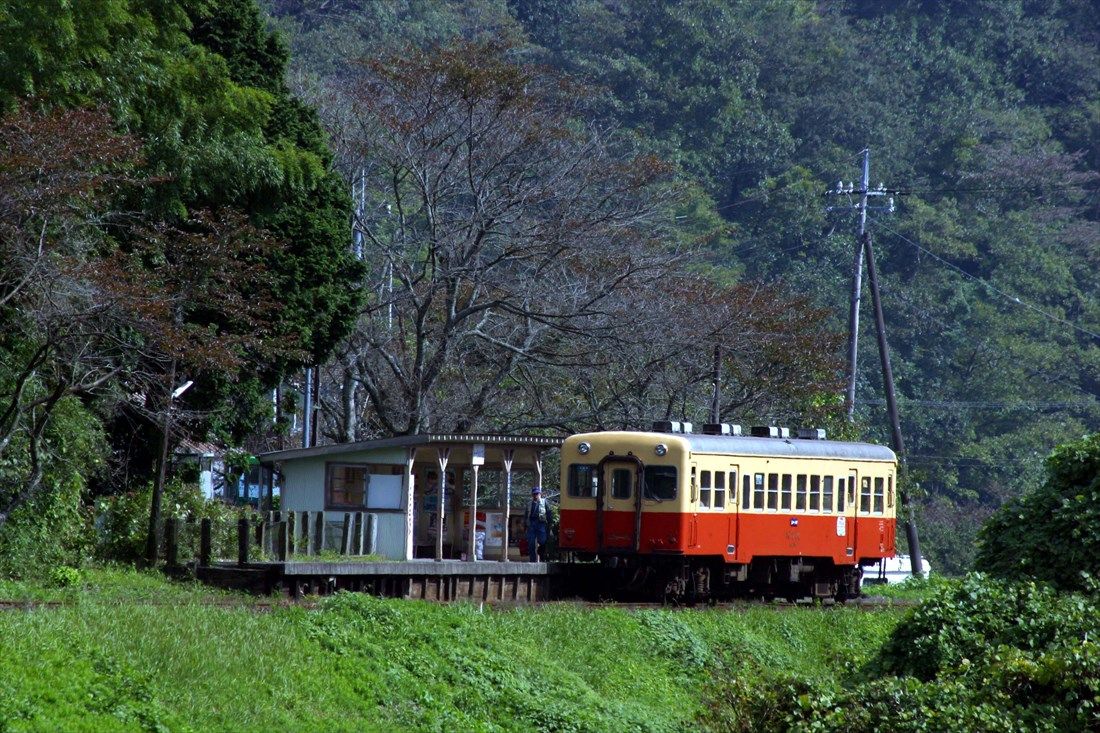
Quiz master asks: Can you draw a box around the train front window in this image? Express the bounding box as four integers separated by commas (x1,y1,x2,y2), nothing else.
767,473,779,510
822,476,834,513
860,477,872,513
781,474,793,510
568,464,597,498
714,471,726,509
643,466,678,501
810,475,821,511
753,473,764,508
612,468,632,500
794,474,806,510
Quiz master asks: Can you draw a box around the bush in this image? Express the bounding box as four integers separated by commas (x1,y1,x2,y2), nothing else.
976,433,1100,592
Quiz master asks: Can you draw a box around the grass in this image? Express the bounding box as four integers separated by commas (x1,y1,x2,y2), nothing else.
0,568,906,732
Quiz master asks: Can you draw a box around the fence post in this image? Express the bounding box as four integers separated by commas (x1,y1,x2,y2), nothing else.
340,513,351,555
237,516,249,566
366,513,378,556
165,518,179,567
354,512,365,555
301,511,311,554
199,518,212,567
278,519,289,561
313,511,325,554
287,511,296,557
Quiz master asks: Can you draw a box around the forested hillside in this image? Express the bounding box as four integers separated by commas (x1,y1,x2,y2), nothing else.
266,0,1099,572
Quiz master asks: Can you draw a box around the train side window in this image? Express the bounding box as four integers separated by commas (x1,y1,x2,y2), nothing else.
568,464,597,498
699,470,712,508
873,477,884,513
823,476,834,513
728,471,737,508
767,473,779,510
837,478,846,512
612,468,632,500
714,471,726,509
888,476,894,508
743,475,751,509
810,475,821,511
860,477,872,513
795,475,806,510
754,473,765,509
643,465,678,501
848,472,857,506
781,474,793,510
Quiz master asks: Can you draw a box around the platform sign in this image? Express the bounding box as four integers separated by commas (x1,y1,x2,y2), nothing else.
471,443,486,466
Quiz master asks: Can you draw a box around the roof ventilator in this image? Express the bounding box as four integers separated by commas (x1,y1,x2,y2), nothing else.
652,420,694,434
797,428,827,440
702,423,743,436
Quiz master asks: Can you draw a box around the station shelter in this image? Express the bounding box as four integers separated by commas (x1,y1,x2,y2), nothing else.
257,434,562,561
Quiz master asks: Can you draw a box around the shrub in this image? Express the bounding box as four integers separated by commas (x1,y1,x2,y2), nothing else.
976,433,1100,592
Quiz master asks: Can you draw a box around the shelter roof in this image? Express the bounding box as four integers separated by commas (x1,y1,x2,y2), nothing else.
258,434,563,465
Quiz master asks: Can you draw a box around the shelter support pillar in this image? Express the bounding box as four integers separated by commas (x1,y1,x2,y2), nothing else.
435,447,451,562
403,448,416,561
501,449,514,562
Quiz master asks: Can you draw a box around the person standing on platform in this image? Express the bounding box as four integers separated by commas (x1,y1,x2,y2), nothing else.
526,487,549,562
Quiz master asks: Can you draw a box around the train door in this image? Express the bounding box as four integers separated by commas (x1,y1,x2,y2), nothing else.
599,459,640,551
727,463,739,559
688,462,699,548
845,468,858,559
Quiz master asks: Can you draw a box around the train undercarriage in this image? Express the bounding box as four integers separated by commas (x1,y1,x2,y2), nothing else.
568,554,864,604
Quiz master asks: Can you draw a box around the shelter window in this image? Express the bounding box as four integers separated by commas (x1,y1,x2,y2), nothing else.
327,463,402,510
767,473,779,510
612,468,632,500
837,478,846,512
823,476,834,513
753,473,765,509
860,477,872,513
781,474,793,510
568,464,597,498
699,470,712,508
795,474,806,510
810,475,821,512
873,477,884,513
714,470,726,509
643,465,678,501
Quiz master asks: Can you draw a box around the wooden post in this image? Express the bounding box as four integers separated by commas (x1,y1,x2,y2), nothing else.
313,511,325,554
237,516,249,566
287,511,296,557
341,513,352,555
255,513,265,557
467,464,480,562
354,512,365,555
403,448,416,561
366,513,378,555
435,448,451,561
501,449,514,561
278,519,289,561
199,518,212,567
166,518,179,567
300,511,311,555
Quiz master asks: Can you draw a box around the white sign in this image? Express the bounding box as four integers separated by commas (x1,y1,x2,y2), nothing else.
836,515,847,537
471,443,486,466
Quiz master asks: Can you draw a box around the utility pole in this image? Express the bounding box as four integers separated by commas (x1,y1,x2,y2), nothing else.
825,149,894,420
826,150,921,579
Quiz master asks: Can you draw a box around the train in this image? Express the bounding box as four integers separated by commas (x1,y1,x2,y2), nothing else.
557,422,897,602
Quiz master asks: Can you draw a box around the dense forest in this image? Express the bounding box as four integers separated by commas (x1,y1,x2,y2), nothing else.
0,0,1097,578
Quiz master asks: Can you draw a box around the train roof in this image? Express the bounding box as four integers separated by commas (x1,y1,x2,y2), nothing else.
572,431,897,463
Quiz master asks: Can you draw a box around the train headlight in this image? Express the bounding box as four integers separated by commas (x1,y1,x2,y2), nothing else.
577,441,591,455
655,443,667,456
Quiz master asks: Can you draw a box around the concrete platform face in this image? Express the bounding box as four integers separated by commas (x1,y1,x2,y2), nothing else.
276,560,554,576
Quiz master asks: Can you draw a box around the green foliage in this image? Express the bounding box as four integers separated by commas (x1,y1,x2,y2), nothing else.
976,433,1100,591
706,574,1100,732
0,396,104,579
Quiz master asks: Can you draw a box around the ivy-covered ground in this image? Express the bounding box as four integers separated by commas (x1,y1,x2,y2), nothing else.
0,569,1095,732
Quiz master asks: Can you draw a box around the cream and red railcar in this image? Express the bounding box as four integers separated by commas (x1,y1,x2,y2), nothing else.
557,427,897,601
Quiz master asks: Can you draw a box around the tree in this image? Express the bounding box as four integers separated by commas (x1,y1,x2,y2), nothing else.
317,41,685,437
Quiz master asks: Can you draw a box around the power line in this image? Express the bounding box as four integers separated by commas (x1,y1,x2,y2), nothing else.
858,397,1097,410
869,217,1100,341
